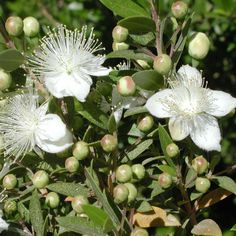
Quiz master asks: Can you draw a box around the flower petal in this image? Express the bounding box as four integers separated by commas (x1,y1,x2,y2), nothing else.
168,117,190,141
0,217,9,233
35,114,73,153
113,108,123,123
146,89,173,118
190,114,221,151
206,90,236,117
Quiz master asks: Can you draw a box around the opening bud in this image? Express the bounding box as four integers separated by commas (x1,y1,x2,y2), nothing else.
131,227,149,236
171,1,188,19
124,182,138,203
0,69,12,91
112,25,129,42
112,41,129,51
46,192,60,208
153,54,172,75
117,76,136,97
71,195,89,213
188,32,210,60
5,16,23,36
195,177,211,193
137,115,154,133
65,156,80,173
101,134,118,152
4,200,17,214
72,141,89,160
116,164,132,183
158,172,172,189
32,170,49,189
166,143,179,158
23,16,40,37
132,164,146,180
192,156,208,174
113,184,129,204
3,174,17,190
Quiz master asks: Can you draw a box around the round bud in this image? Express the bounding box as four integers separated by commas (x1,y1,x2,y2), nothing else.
116,164,132,183
117,76,136,97
137,115,154,133
23,17,40,37
166,143,179,158
72,141,89,160
0,69,12,91
153,54,172,75
112,42,129,51
112,25,129,42
192,156,208,174
113,184,129,204
71,195,89,214
195,177,211,193
3,174,17,189
32,170,49,189
158,172,172,189
131,227,149,236
4,200,17,214
124,183,138,203
101,134,118,152
5,16,23,36
46,192,60,208
188,32,210,60
131,164,145,180
65,157,79,173
171,1,188,19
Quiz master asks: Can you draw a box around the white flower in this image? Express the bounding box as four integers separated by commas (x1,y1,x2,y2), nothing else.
29,26,111,102
146,65,236,151
0,92,73,158
0,217,9,233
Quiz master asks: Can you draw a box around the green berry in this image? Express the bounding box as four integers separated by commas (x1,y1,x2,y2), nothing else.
112,42,129,51
192,156,208,174
32,170,49,189
158,172,172,189
65,156,79,173
3,174,17,189
131,227,149,236
166,143,179,158
113,184,129,204
46,192,60,208
116,164,132,183
137,115,154,133
5,16,23,36
23,17,40,37
112,25,129,42
124,183,138,203
0,69,12,91
71,195,89,214
4,200,17,214
153,54,172,75
171,1,188,19
131,164,145,180
101,134,118,153
195,177,211,193
117,76,136,97
72,141,89,160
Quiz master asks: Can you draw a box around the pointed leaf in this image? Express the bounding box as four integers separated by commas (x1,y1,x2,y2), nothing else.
108,113,117,133
124,106,148,118
157,165,176,176
213,176,236,195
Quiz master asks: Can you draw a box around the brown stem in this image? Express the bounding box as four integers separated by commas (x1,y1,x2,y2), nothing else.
214,164,236,176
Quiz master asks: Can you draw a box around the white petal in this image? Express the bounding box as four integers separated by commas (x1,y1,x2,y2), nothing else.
35,114,73,153
190,114,221,151
0,217,9,233
113,108,123,123
206,90,236,117
145,89,173,118
168,117,190,141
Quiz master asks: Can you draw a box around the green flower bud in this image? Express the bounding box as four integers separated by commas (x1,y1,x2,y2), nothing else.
171,1,188,19
72,141,89,160
188,32,210,60
3,174,17,189
46,192,60,208
112,25,129,42
113,184,129,204
124,182,138,203
65,156,80,173
101,134,118,152
5,16,23,36
192,156,208,174
166,143,179,158
153,54,172,75
71,195,89,213
32,170,49,189
23,17,40,37
117,76,136,97
0,69,12,91
137,115,154,133
131,164,145,180
131,227,149,236
158,172,172,189
116,164,132,183
4,200,17,214
195,177,211,193
112,42,129,51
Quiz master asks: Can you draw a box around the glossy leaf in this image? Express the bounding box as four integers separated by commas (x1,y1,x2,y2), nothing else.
212,176,236,195
185,168,197,188
157,165,177,176
124,106,148,118
129,32,155,46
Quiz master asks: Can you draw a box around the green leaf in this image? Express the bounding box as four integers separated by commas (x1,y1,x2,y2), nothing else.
56,216,106,235
185,168,197,188
155,227,176,236
124,106,148,118
213,176,236,195
46,182,89,197
0,49,25,72
29,190,44,236
118,16,155,34
136,201,153,213
132,70,164,91
107,113,117,133
158,124,175,168
129,32,155,46
190,191,204,201
231,224,236,231
82,204,115,233
157,165,176,176
99,0,149,18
